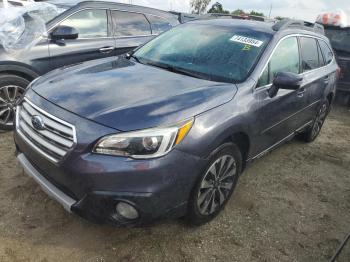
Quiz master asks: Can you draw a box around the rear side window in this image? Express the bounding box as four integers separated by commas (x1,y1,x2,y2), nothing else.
319,40,334,65
112,11,151,37
258,37,300,87
146,15,172,34
300,37,322,72
60,9,108,38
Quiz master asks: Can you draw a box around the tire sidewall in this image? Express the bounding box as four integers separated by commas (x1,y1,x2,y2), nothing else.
0,74,30,130
309,99,330,141
187,143,243,226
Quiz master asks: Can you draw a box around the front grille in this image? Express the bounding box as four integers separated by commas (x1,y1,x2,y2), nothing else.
16,98,76,163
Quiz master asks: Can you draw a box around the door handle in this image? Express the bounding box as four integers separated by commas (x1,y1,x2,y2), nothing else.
297,87,306,98
99,46,114,53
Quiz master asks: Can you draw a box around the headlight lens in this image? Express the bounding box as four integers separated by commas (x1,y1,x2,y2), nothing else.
93,119,193,159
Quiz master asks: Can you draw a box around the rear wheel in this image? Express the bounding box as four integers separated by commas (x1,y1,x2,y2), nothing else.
0,74,29,130
186,143,242,226
299,100,330,143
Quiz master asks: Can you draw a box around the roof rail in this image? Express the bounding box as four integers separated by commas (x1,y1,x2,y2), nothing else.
272,18,325,34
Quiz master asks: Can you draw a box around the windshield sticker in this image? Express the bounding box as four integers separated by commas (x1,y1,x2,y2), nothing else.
242,44,252,51
230,35,264,47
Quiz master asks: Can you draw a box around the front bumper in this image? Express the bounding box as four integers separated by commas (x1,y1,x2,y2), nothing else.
17,153,76,212
15,132,206,226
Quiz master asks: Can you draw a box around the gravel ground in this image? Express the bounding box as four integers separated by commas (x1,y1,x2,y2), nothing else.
0,101,349,262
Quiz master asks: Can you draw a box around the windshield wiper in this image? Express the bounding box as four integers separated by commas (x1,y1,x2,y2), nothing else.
146,62,209,80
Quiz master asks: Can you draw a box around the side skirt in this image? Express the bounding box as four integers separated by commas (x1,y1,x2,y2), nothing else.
246,120,313,164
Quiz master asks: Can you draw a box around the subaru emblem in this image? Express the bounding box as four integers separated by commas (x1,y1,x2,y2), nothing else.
31,115,45,130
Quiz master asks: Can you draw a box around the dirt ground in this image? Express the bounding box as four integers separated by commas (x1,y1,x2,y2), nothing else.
0,100,349,262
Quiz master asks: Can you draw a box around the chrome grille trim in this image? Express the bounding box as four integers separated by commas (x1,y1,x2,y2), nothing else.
16,97,77,163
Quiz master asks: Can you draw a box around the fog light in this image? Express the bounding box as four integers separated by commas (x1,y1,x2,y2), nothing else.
116,202,139,220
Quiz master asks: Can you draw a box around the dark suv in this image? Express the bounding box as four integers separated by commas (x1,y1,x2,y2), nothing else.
323,25,350,94
14,19,338,226
0,0,179,129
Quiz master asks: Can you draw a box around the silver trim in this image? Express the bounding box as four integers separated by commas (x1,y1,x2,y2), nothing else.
23,98,77,144
15,98,77,164
17,153,76,212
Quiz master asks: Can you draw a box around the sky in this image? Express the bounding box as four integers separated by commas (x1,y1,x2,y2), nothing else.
118,0,350,23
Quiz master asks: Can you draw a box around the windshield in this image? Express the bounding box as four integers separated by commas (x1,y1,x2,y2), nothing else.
134,23,272,83
325,27,350,54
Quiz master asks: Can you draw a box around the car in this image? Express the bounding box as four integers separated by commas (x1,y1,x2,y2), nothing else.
14,18,339,226
0,0,179,130
323,25,350,94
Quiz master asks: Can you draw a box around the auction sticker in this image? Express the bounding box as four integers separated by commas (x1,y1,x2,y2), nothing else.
230,35,264,47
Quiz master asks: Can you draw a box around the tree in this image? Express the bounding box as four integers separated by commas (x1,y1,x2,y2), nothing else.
250,10,265,17
231,9,245,16
208,2,229,14
275,16,285,21
190,0,211,15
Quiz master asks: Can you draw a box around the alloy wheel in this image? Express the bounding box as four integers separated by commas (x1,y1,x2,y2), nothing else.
311,103,328,139
197,155,237,215
0,85,25,127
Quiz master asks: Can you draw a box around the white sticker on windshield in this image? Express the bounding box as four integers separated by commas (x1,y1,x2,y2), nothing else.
230,35,264,47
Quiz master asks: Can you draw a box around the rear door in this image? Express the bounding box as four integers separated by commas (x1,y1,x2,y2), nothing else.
298,36,329,120
49,9,116,69
111,10,154,56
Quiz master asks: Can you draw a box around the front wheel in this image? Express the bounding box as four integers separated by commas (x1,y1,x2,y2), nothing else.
0,74,29,130
186,143,242,226
299,100,330,143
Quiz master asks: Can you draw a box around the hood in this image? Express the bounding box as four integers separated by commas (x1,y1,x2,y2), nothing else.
32,57,237,131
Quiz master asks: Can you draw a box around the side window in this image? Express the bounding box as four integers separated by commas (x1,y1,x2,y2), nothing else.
146,15,172,34
319,40,334,65
59,9,108,38
112,11,151,37
300,37,321,72
257,37,300,87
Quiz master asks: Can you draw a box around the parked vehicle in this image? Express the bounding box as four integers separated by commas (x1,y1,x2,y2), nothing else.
323,25,350,93
14,18,338,226
0,0,179,129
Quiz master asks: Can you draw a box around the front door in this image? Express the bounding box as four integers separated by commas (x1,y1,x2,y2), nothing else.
48,9,116,69
252,36,309,155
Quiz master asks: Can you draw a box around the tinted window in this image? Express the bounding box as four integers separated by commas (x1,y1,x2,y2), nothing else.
60,9,108,38
319,40,334,65
300,37,321,72
112,11,151,37
258,37,299,87
147,15,172,34
134,23,272,83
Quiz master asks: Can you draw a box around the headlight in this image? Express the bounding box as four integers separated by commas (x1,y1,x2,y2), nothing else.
93,119,194,159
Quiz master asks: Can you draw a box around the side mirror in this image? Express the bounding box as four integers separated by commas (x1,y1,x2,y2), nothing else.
269,72,303,98
51,26,78,40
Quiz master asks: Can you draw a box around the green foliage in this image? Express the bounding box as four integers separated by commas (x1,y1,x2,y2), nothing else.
190,0,211,14
249,10,265,17
232,9,244,15
275,16,285,21
208,2,230,14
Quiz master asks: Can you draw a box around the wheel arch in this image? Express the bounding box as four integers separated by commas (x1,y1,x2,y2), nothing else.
326,92,335,105
0,63,40,82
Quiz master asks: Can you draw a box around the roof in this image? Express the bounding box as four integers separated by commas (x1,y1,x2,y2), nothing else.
189,19,276,35
47,0,176,19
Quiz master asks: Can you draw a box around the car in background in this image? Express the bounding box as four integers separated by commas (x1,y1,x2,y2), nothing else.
0,0,179,129
14,19,338,226
323,25,350,94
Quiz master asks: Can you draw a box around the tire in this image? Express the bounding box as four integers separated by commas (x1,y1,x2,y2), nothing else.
299,99,330,143
0,74,30,130
186,143,242,226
